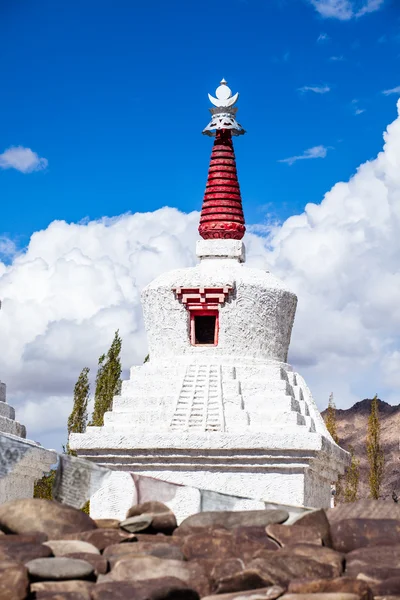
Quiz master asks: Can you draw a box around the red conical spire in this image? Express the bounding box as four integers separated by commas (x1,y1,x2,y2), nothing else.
199,129,245,240
199,79,246,241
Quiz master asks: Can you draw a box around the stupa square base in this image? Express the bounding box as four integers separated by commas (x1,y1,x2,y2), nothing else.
73,431,346,522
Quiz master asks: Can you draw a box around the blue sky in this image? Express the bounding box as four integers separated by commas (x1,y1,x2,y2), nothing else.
1,0,400,248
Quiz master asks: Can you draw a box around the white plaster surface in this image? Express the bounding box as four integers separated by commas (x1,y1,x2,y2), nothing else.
70,239,350,521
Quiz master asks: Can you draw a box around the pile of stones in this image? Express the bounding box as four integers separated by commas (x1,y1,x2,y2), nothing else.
0,497,399,599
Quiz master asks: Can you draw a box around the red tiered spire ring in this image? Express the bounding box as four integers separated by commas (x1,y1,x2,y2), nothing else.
199,129,245,240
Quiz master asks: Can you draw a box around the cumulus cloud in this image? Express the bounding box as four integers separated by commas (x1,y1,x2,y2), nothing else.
0,146,48,173
298,85,331,94
279,145,330,165
308,0,385,19
3,100,400,450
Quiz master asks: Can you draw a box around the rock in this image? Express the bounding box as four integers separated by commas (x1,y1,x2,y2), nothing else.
65,552,109,575
291,509,332,547
201,585,285,600
331,519,400,553
214,569,273,594
0,541,52,563
279,595,360,600
178,509,289,532
102,555,210,596
119,515,154,533
234,527,280,556
346,544,400,577
0,499,96,538
107,542,184,566
61,528,135,550
26,557,94,581
30,581,94,600
44,540,100,556
94,519,120,529
173,524,228,537
210,558,245,583
283,544,344,577
0,532,48,544
368,577,400,596
92,577,200,600
126,501,177,535
182,530,237,560
33,594,88,600
249,552,335,585
266,524,322,547
327,500,400,523
288,578,373,600
350,565,400,579
0,562,29,600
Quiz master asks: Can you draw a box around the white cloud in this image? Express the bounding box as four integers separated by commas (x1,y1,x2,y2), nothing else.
317,32,330,42
279,145,330,165
329,55,345,61
308,0,385,19
298,85,331,94
3,99,400,451
0,146,48,173
354,108,366,115
382,86,400,96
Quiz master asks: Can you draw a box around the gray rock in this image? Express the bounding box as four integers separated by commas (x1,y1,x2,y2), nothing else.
44,540,100,556
201,585,285,600
119,515,154,533
26,557,94,581
178,510,289,532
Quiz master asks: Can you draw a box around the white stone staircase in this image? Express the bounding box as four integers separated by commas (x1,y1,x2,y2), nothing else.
170,364,225,431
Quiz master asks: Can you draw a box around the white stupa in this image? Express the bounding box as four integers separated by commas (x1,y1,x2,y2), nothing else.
70,80,349,521
0,300,56,501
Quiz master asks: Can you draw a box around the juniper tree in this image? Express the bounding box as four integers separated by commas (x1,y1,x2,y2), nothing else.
66,367,90,455
325,392,339,444
90,330,122,427
343,445,360,503
367,394,385,499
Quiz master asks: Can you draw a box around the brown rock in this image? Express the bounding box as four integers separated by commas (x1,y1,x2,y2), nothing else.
331,519,400,553
0,562,29,600
280,595,360,600
292,509,332,547
107,542,184,566
182,530,237,560
0,532,48,544
214,569,273,594
92,577,200,600
65,552,108,575
288,578,373,600
126,501,177,535
0,499,96,538
119,515,153,533
283,544,344,577
346,544,400,577
101,555,210,596
178,509,289,532
210,558,245,583
365,578,400,596
30,580,94,600
60,528,135,550
173,524,228,537
33,594,87,600
0,541,52,563
201,585,285,600
249,552,335,585
234,527,280,556
327,500,400,523
266,524,322,547
94,519,120,529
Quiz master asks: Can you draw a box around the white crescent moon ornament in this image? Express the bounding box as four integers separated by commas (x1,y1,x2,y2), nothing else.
208,80,239,108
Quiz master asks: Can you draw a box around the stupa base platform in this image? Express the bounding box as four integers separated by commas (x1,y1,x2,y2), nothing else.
73,431,347,522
